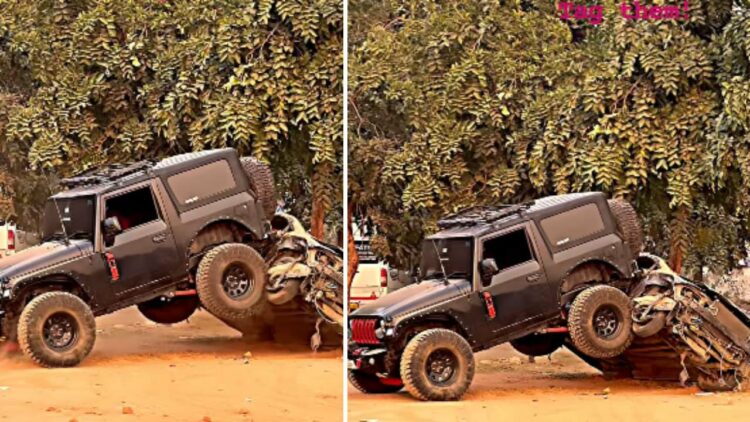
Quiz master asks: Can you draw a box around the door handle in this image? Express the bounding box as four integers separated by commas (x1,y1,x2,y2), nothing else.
152,234,167,243
526,273,541,282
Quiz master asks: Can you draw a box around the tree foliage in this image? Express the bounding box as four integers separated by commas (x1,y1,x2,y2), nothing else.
0,0,342,238
350,0,750,275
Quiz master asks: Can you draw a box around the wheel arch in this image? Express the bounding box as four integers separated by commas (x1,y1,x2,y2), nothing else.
558,259,629,308
186,218,260,270
12,274,93,307
395,311,472,349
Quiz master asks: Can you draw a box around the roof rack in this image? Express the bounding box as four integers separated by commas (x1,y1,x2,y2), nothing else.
437,203,532,229
60,161,154,189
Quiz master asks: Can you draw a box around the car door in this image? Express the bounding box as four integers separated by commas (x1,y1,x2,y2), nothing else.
479,223,555,335
101,181,180,298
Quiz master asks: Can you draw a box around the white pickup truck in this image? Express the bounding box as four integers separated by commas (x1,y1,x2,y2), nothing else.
0,221,16,258
349,239,390,311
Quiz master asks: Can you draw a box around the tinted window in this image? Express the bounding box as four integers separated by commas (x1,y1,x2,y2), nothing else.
482,229,534,271
420,237,473,281
42,196,96,241
540,203,605,249
168,160,236,206
105,187,159,231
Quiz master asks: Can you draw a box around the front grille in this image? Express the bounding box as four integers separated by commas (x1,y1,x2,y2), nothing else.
351,318,380,345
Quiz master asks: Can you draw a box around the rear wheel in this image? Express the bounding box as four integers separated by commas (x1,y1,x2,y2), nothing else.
17,292,96,368
348,370,403,394
510,333,565,357
197,243,267,321
400,329,475,401
240,157,277,219
137,296,199,325
568,285,633,359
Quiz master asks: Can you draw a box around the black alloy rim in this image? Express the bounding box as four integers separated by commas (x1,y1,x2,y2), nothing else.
222,264,253,300
425,348,459,386
43,312,79,351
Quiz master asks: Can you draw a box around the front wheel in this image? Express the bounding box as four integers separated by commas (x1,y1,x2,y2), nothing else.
17,292,96,368
400,328,475,401
348,370,403,394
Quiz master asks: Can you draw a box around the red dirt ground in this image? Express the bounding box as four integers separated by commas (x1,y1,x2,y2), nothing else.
348,344,750,422
0,307,343,421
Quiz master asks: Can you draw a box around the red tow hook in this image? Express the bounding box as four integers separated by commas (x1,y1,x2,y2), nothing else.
483,292,496,320
105,252,120,281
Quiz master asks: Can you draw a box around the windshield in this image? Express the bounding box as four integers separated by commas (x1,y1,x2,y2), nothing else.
41,196,96,242
420,237,474,282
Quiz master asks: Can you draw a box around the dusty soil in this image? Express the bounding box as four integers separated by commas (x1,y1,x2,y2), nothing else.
348,345,750,422
0,307,343,422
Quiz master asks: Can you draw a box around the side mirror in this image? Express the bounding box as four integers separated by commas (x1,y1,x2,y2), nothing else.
479,258,499,286
102,217,122,246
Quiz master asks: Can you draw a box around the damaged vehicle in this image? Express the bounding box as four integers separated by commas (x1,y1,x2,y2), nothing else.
0,148,280,367
629,254,750,391
348,192,644,401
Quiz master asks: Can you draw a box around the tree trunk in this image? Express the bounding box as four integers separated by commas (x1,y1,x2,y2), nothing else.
669,207,689,274
310,197,325,239
347,206,359,293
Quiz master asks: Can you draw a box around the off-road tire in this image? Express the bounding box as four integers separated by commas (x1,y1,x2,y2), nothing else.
510,333,565,357
137,296,199,325
196,243,267,321
568,285,633,359
348,370,403,394
400,328,475,401
17,292,96,368
607,198,643,257
240,157,277,219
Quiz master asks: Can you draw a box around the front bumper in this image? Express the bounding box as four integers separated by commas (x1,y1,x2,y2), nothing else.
348,346,388,373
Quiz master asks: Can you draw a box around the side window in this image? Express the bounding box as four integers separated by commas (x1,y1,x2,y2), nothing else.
540,203,605,249
105,187,160,233
167,160,236,207
482,228,535,272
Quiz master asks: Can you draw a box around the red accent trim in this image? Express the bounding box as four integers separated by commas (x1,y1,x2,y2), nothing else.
105,252,120,281
350,296,378,301
542,327,569,334
6,230,14,251
174,289,197,296
483,292,496,319
379,378,404,387
351,318,380,345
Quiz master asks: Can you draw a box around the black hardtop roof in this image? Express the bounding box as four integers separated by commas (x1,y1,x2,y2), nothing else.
427,192,606,239
51,148,238,199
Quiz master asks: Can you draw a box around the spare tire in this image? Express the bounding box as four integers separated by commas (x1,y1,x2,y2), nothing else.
240,157,277,219
137,296,199,325
196,243,267,321
568,285,634,359
510,333,565,357
607,198,643,257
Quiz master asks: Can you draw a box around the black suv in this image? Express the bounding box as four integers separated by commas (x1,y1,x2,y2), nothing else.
0,148,277,367
348,192,643,400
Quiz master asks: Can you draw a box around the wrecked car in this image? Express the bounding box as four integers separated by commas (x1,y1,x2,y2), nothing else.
630,254,750,391
348,192,644,401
